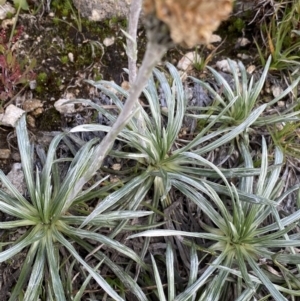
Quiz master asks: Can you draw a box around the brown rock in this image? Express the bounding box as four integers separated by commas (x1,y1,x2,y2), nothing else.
22,99,44,116
26,115,36,128
0,149,11,159
31,107,44,117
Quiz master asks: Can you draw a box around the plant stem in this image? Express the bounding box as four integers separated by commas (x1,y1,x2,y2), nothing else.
127,0,142,84
8,4,21,49
70,41,167,199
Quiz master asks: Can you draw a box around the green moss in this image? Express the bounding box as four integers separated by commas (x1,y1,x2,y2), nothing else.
37,72,48,84
60,55,69,64
56,78,62,87
120,19,128,28
52,17,60,25
61,8,70,17
35,86,43,94
94,75,102,81
6,12,15,19
35,73,49,95
92,68,102,81
235,20,244,32
81,19,94,28
109,16,119,27
51,0,73,18
229,17,245,33
51,0,65,12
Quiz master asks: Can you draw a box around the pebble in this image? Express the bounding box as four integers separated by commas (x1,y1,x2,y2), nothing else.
247,65,256,74
54,98,76,114
271,85,283,98
3,163,26,195
29,80,37,90
22,99,43,116
68,52,74,63
177,51,199,71
209,34,222,43
112,163,121,171
235,37,251,48
216,59,239,74
237,53,250,60
103,37,115,47
0,104,25,127
0,149,10,159
1,17,15,28
27,115,36,128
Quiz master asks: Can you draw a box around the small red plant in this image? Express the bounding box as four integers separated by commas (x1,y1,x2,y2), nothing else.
0,26,36,103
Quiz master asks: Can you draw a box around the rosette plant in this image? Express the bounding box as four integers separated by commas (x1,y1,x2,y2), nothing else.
187,56,300,130
0,114,150,301
129,138,300,301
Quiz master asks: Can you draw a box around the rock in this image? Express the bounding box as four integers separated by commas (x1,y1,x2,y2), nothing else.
68,52,74,63
54,98,76,114
237,53,250,60
235,37,251,48
29,80,37,90
0,104,25,127
0,2,15,20
247,65,256,74
2,163,26,196
72,0,131,21
26,115,36,128
112,163,121,171
271,85,283,98
0,149,10,159
32,107,43,117
1,17,15,29
22,99,44,116
209,34,222,43
177,51,199,71
103,37,115,47
216,59,239,74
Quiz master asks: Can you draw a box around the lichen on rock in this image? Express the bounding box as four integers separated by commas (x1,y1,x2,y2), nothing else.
72,0,131,21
